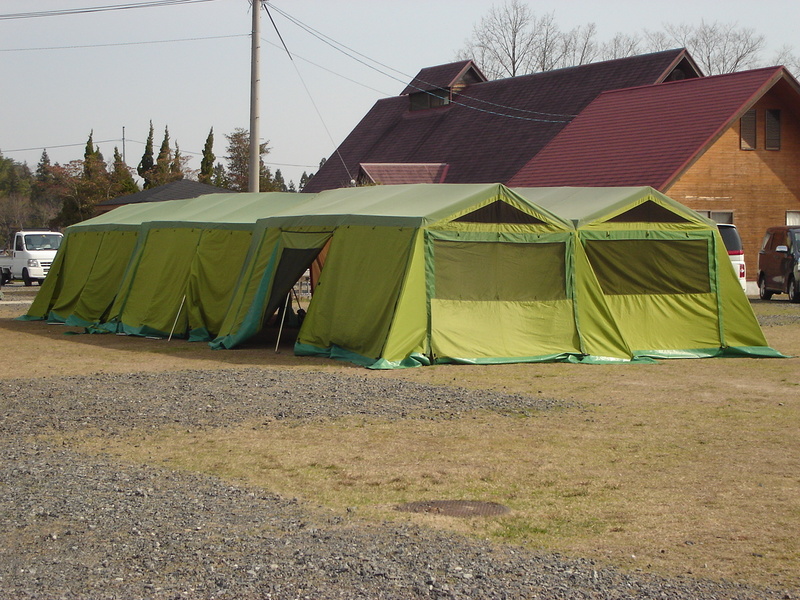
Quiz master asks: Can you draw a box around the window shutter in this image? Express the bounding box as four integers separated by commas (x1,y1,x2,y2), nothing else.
766,109,781,150
740,109,756,150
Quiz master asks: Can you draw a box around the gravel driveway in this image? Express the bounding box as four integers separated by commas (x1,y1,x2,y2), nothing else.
0,368,789,599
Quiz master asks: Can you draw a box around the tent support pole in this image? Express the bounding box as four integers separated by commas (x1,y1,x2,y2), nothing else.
168,295,187,342
275,291,291,353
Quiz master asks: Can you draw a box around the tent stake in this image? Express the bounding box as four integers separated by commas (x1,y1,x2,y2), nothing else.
275,291,291,353
168,295,187,342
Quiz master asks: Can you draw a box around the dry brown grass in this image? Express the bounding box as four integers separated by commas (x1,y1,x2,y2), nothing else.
2,285,799,590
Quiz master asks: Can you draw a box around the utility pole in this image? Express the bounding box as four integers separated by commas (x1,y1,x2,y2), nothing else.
249,0,262,193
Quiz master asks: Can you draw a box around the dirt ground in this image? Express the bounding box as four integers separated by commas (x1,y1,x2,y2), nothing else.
2,281,799,591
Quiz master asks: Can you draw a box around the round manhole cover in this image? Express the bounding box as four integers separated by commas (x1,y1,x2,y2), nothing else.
396,500,509,517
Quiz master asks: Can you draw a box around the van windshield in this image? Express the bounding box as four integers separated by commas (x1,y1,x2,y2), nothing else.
24,234,62,251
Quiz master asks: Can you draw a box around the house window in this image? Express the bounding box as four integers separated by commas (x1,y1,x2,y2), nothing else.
787,211,800,226
766,109,781,150
697,210,733,224
739,109,756,150
409,89,450,111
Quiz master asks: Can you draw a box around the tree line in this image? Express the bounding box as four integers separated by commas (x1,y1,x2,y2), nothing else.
0,124,317,245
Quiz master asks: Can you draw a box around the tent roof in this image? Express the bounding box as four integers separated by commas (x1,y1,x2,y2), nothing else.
509,67,798,188
512,186,714,227
95,179,229,207
257,184,571,228
71,192,307,230
75,185,716,232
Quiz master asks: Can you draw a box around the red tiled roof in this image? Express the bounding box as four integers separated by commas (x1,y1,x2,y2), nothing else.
508,67,792,189
304,49,696,193
359,163,449,185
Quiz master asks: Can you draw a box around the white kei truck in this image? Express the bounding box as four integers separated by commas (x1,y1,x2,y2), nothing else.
0,230,63,287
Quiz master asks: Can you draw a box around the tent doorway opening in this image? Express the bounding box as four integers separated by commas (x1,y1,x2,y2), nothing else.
250,245,327,349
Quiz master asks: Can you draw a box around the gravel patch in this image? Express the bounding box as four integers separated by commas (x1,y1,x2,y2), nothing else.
0,368,790,599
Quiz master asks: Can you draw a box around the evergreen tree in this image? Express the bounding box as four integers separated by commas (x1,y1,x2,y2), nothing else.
170,142,184,180
111,147,139,196
137,121,155,188
211,162,229,189
82,131,106,181
298,171,310,192
199,128,215,185
155,126,172,182
31,150,55,202
273,169,287,192
223,128,273,192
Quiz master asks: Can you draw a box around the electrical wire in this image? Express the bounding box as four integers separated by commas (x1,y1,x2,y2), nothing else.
263,2,354,182
0,0,221,20
0,33,249,52
268,3,577,122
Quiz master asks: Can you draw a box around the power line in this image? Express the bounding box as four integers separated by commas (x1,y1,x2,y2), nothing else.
263,3,354,182
0,0,221,20
0,33,249,53
268,3,576,122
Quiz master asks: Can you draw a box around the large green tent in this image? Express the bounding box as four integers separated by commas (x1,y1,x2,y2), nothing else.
25,183,779,367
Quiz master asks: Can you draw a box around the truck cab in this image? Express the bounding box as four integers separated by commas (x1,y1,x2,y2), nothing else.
0,230,63,286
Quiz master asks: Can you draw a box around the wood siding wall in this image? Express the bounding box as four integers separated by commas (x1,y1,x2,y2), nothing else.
666,91,800,282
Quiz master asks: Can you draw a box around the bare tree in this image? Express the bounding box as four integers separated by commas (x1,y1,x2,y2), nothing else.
663,21,765,74
600,32,643,61
561,23,600,67
531,12,565,72
458,0,538,79
770,44,800,74
457,1,599,79
458,4,790,78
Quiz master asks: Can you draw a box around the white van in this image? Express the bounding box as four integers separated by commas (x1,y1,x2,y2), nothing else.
717,224,746,293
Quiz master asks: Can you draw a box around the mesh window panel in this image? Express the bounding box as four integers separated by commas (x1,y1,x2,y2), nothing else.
434,240,566,301
585,239,710,295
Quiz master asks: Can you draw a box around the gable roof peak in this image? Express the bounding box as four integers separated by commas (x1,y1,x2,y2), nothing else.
401,59,487,96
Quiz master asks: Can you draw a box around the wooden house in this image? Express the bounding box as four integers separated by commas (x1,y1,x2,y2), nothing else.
508,66,800,283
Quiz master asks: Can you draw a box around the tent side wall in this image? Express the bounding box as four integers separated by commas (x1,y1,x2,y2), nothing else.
184,228,255,341
295,225,419,365
60,230,140,326
425,230,587,364
103,224,257,340
377,229,430,367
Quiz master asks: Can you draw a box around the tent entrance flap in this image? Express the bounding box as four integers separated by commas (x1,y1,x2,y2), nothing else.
263,247,322,325
210,229,333,349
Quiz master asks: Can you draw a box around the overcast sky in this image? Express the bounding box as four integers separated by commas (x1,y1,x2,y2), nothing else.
2,0,799,187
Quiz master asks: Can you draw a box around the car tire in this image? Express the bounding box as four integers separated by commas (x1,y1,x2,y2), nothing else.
759,276,773,301
789,277,800,303
22,268,33,287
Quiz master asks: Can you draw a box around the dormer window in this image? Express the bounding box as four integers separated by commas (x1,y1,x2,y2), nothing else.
410,89,450,111
402,60,487,112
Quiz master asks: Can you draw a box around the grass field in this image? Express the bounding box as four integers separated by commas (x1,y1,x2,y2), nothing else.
2,285,798,590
